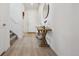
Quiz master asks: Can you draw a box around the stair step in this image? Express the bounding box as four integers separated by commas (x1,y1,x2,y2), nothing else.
10,35,17,40
10,35,17,46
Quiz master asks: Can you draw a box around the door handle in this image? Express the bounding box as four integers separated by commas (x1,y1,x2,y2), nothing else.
3,24,6,26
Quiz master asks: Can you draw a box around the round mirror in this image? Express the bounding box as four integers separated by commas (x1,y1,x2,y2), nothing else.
43,4,49,19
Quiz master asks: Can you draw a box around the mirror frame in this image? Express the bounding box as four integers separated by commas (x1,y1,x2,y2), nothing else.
43,4,50,19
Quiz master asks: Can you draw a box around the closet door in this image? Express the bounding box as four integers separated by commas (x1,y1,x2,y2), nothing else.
0,4,10,55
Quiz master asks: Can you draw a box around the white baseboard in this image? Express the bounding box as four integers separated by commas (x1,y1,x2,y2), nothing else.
49,43,58,56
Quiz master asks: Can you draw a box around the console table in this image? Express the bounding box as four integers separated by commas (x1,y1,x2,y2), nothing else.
36,26,52,47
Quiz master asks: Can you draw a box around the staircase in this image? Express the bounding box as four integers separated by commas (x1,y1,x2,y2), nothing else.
10,30,18,46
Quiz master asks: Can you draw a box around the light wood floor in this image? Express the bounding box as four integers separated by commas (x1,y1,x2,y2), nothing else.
3,33,57,56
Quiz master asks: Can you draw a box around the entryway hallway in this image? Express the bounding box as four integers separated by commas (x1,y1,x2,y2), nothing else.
3,33,56,56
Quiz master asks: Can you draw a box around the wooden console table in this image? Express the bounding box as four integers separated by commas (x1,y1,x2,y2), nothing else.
36,26,52,47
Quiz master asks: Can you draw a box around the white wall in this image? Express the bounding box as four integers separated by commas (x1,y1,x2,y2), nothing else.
38,4,45,26
46,3,79,56
10,3,24,39
0,3,10,54
24,8,41,32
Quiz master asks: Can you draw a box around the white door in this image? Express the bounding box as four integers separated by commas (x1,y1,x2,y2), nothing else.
0,4,10,55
